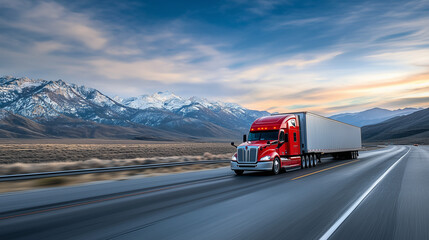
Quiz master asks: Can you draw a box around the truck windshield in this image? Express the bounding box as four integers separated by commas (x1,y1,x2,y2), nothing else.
248,130,279,141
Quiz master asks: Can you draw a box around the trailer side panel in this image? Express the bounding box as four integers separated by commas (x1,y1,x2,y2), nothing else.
304,112,361,153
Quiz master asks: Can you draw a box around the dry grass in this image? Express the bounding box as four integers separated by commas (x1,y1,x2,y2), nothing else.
0,152,232,175
0,142,236,164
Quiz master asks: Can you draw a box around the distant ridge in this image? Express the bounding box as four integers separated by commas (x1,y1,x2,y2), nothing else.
0,110,180,140
362,108,429,144
330,107,422,127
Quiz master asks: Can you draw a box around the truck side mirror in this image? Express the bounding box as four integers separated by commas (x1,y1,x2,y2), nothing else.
231,142,237,148
279,131,285,143
243,134,247,142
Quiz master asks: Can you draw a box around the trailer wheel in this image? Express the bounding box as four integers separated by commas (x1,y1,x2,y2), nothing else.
313,154,317,166
234,170,244,176
302,155,306,168
272,157,281,175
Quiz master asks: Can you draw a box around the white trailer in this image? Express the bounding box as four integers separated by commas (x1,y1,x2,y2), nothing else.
295,112,362,153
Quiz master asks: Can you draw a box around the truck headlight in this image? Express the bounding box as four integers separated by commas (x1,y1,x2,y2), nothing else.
260,155,271,161
231,154,237,161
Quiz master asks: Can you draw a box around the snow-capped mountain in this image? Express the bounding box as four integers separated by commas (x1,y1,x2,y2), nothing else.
117,91,190,111
116,91,246,113
117,92,266,131
0,76,269,139
0,76,131,125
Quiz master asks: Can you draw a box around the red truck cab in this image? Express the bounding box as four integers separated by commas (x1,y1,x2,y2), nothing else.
231,114,302,175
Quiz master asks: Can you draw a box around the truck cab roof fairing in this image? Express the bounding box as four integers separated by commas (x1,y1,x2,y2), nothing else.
250,114,294,130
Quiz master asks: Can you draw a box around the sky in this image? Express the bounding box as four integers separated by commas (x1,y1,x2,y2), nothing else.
0,0,428,115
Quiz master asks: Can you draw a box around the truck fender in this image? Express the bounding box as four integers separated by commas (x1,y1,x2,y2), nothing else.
269,152,281,162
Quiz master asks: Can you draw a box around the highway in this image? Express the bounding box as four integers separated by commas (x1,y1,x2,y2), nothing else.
0,145,428,240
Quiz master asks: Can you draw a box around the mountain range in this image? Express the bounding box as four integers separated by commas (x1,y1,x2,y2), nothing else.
362,107,429,144
1,76,426,142
329,107,422,127
0,76,268,140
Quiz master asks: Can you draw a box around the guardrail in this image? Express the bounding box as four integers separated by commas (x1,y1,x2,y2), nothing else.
0,160,230,182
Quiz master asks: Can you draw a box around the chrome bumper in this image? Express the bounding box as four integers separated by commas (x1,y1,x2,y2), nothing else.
231,161,273,171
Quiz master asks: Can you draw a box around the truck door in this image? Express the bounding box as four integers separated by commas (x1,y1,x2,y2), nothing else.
288,119,301,165
278,130,288,166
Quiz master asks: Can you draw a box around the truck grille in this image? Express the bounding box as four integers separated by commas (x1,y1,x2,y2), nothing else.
237,146,258,163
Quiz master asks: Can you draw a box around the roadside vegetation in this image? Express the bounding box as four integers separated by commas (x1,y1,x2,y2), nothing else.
0,152,233,175
0,141,235,164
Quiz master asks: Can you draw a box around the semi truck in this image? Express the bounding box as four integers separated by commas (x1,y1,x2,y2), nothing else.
230,112,362,175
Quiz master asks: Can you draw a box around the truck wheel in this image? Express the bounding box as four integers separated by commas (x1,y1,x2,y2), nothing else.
234,170,244,176
306,155,310,168
313,154,317,166
305,155,309,168
272,157,281,175
301,157,305,169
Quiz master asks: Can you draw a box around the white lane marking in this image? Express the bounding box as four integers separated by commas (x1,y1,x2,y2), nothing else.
319,147,411,240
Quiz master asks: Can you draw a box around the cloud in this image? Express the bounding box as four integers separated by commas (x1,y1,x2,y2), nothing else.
0,0,428,116
234,51,342,82
231,0,287,16
288,104,316,110
375,30,417,42
367,49,429,67
349,71,429,91
384,97,429,108
322,102,374,113
33,41,70,53
277,52,343,68
0,0,107,50
88,58,204,83
104,47,142,56
268,17,327,30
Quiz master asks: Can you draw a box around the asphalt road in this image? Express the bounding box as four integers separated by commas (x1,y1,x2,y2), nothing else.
0,145,428,240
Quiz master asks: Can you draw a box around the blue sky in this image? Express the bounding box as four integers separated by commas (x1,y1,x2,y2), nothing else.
0,0,428,114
